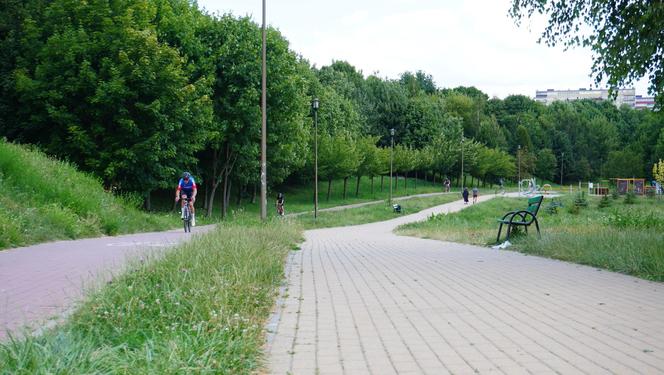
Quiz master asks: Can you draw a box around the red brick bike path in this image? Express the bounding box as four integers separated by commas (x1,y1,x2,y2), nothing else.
0,225,213,340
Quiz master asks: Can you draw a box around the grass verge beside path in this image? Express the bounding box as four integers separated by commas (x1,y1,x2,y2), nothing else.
0,219,302,373
397,195,664,282
0,141,174,249
294,193,460,230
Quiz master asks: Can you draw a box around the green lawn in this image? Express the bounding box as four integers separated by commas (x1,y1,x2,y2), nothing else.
293,193,460,230
0,218,302,373
397,194,664,281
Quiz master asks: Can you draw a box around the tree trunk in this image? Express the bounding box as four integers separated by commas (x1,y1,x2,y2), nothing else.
381,175,384,192
404,172,408,191
414,171,418,190
236,184,243,206
203,184,209,211
343,177,348,199
221,170,230,219
207,181,220,217
371,176,374,195
143,191,151,211
225,179,232,215
355,175,361,197
395,174,399,191
433,173,436,185
327,179,332,201
251,184,257,204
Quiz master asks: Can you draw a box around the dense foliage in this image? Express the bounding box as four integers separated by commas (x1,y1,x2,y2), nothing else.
510,0,664,107
1,0,663,216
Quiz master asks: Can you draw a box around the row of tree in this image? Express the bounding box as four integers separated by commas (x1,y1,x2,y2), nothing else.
1,0,662,216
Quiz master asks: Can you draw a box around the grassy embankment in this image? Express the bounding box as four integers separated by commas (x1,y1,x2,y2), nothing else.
0,141,175,249
0,219,302,373
397,194,664,281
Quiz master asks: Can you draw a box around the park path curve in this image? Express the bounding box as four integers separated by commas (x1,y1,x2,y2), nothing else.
0,225,213,340
266,194,664,374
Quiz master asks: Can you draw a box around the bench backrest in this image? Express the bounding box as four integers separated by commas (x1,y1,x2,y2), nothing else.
526,195,544,217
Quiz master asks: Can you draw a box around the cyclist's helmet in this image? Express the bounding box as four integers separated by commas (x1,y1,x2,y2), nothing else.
182,172,191,180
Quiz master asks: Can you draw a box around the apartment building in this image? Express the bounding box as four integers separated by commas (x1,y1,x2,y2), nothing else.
534,88,636,108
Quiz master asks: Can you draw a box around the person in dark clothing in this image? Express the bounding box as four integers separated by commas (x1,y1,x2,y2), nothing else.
462,187,469,205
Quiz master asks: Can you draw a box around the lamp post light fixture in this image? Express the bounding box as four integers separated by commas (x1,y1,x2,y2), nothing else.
560,152,564,186
260,0,267,221
312,98,319,219
390,128,395,204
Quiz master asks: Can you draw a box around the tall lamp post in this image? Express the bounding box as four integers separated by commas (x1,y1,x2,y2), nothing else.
312,98,319,219
389,128,395,203
517,144,521,191
460,135,465,189
259,0,267,220
560,152,564,186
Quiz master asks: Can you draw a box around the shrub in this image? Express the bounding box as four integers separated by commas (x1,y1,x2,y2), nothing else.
573,192,588,208
611,189,620,200
598,194,611,209
624,191,636,204
546,199,563,214
567,203,580,215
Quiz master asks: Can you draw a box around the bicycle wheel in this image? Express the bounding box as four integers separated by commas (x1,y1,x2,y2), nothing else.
183,206,190,233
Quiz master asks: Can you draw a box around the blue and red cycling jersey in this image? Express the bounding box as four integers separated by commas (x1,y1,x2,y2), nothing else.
177,177,197,197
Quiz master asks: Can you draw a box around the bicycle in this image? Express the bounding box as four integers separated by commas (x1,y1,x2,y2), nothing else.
181,196,192,233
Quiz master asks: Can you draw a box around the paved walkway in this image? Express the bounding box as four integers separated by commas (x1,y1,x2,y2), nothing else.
266,195,664,374
0,225,213,340
288,192,456,217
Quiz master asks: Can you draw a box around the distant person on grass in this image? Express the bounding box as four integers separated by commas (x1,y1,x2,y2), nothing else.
472,187,479,204
462,187,469,205
276,193,285,216
444,177,451,192
175,172,197,226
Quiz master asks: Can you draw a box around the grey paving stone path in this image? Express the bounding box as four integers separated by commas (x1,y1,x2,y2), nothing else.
266,194,664,374
0,225,213,340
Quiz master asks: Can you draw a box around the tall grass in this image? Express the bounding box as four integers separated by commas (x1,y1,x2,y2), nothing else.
0,141,174,249
397,195,664,281
0,218,302,373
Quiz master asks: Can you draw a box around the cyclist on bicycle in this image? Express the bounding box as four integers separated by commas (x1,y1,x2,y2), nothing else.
276,193,285,216
175,172,197,226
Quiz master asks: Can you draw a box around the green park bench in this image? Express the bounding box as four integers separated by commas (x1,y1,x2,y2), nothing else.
496,195,544,243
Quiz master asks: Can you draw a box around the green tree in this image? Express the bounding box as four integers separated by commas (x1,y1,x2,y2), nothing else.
6,0,212,207
535,148,558,181
604,150,644,178
510,0,664,105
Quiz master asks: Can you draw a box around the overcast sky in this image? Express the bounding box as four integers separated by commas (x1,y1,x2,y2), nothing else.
196,0,649,99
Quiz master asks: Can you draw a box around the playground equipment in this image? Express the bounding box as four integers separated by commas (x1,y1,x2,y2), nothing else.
587,181,610,196
613,178,646,195
519,178,542,196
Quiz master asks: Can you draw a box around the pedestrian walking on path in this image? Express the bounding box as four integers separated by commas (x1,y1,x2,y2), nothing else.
472,186,479,203
462,187,469,204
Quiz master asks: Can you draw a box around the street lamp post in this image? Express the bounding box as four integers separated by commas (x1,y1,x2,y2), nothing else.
389,128,395,204
518,144,521,191
560,152,564,186
260,0,267,220
460,135,464,189
312,98,319,219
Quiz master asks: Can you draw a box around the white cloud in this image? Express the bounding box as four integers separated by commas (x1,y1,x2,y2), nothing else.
197,0,651,98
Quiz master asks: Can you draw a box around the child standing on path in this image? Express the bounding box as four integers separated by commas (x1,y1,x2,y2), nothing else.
472,187,479,204
462,187,469,205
